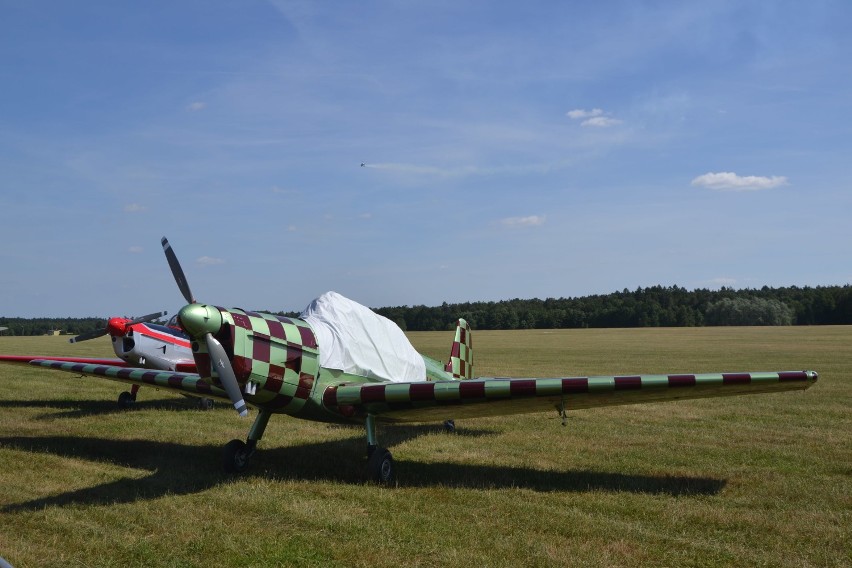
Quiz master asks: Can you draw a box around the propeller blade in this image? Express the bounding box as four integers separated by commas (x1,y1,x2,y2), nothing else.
128,311,167,325
69,328,107,344
161,238,243,415
205,332,248,417
161,237,195,304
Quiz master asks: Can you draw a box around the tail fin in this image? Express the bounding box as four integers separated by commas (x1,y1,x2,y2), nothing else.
445,319,473,379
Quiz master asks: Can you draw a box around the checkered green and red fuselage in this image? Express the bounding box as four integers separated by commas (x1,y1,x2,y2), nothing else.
189,307,329,420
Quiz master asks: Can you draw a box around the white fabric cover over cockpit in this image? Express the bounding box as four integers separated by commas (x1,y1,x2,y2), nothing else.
301,291,426,383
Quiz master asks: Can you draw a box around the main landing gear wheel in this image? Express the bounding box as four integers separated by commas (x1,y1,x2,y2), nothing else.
197,397,214,410
367,447,395,484
117,391,136,409
222,439,254,474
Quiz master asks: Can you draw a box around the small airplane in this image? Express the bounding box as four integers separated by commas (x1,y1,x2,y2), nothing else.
360,162,366,167
0,311,211,409
0,237,818,483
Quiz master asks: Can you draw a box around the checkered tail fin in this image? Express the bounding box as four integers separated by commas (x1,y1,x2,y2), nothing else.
444,318,473,379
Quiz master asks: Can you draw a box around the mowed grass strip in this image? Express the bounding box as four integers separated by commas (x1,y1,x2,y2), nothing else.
0,328,848,567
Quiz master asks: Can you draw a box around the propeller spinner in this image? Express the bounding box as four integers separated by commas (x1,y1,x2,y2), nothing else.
161,237,248,417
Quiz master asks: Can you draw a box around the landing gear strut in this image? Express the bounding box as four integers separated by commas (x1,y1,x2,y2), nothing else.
222,408,271,474
365,414,395,484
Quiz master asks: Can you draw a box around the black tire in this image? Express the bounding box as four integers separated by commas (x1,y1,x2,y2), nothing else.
367,448,395,484
197,397,214,410
443,419,456,433
223,439,250,474
117,391,135,409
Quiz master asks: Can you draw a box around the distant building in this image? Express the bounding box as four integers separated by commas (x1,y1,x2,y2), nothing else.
46,329,61,336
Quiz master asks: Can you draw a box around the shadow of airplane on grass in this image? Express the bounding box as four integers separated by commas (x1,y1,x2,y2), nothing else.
0,397,213,419
0,428,726,512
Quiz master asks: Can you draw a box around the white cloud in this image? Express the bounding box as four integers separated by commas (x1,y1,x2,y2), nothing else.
363,162,450,175
566,108,622,127
566,108,604,120
365,161,558,178
196,256,225,266
187,101,206,112
500,215,546,228
691,172,788,191
581,116,623,127
124,203,147,212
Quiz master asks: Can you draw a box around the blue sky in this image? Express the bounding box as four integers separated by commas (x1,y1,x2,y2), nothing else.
2,1,851,317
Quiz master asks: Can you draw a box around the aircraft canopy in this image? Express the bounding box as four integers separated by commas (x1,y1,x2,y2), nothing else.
301,291,426,383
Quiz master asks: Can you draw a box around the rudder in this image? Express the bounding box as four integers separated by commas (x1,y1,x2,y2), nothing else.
445,318,473,379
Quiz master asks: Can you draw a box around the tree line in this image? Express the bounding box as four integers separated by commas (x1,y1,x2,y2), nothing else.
372,285,852,331
3,285,851,336
0,317,118,338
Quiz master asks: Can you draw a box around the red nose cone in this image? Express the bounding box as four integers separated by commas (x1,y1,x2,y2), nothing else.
107,317,130,337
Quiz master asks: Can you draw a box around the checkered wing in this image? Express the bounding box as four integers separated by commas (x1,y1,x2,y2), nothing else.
323,371,818,423
0,355,130,367
27,360,228,400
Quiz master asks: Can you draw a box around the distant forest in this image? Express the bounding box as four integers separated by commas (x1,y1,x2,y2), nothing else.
371,285,852,331
4,285,851,337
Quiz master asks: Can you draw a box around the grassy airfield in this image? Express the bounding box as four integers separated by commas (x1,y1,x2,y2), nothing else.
0,326,848,567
